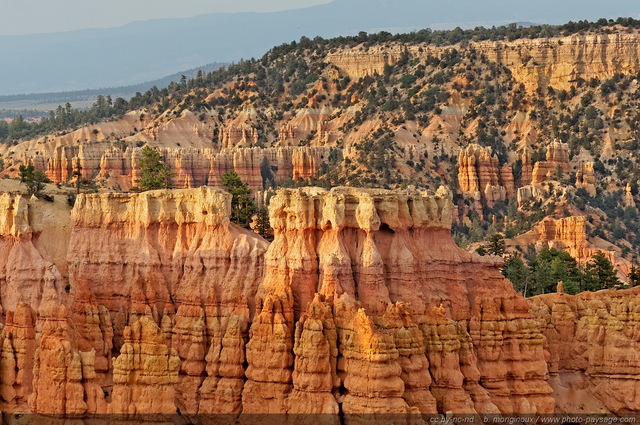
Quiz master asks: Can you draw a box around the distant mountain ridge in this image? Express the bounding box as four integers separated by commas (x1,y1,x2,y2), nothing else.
0,62,225,115
1,0,639,95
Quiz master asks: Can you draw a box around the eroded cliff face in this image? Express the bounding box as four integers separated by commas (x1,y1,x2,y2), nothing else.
68,188,268,337
4,186,640,417
0,193,66,314
0,187,269,415
529,287,640,413
325,32,640,92
531,141,570,185
476,32,640,91
457,144,514,216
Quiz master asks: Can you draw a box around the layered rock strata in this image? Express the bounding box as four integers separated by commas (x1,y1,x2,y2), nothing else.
28,283,106,414
0,193,65,313
576,161,597,196
252,186,554,415
109,315,180,414
68,187,269,338
477,32,640,91
0,302,36,410
327,33,640,92
9,186,640,417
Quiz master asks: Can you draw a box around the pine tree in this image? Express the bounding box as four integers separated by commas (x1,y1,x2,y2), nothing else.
583,251,620,290
528,248,582,295
72,161,83,195
486,233,506,256
221,170,257,229
135,146,173,191
477,233,506,257
260,156,274,189
628,264,640,287
502,254,530,296
19,164,51,196
255,206,273,241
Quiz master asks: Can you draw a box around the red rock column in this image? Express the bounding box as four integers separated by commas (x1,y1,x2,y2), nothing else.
0,302,37,409
286,295,340,414
109,315,180,414
242,295,294,413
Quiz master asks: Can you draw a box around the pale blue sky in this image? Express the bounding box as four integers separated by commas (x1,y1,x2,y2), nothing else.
0,0,332,35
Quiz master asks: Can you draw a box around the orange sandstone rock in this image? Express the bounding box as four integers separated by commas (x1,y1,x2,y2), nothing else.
0,302,37,410
0,193,65,313
576,162,596,196
458,144,512,212
334,296,412,415
532,216,630,278
0,185,571,416
286,295,340,414
477,32,640,91
33,144,332,191
199,307,250,414
171,297,207,414
242,295,294,414
260,186,554,414
28,284,106,415
68,187,268,332
531,141,570,185
623,183,636,209
109,315,180,414
520,149,533,187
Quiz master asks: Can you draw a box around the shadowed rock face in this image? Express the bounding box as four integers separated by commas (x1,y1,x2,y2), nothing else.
529,287,640,413
0,186,635,416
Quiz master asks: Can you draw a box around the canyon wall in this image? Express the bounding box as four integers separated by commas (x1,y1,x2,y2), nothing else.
326,32,640,92
457,144,514,216
255,186,553,415
327,48,409,79
0,193,66,314
531,141,570,185
476,32,640,91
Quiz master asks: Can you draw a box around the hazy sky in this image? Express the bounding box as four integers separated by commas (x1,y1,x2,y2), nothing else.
0,0,333,35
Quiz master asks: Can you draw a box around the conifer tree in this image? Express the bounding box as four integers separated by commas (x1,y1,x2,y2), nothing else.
135,146,173,191
221,170,257,229
583,251,620,290
255,206,273,241
628,264,640,287
19,163,51,196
